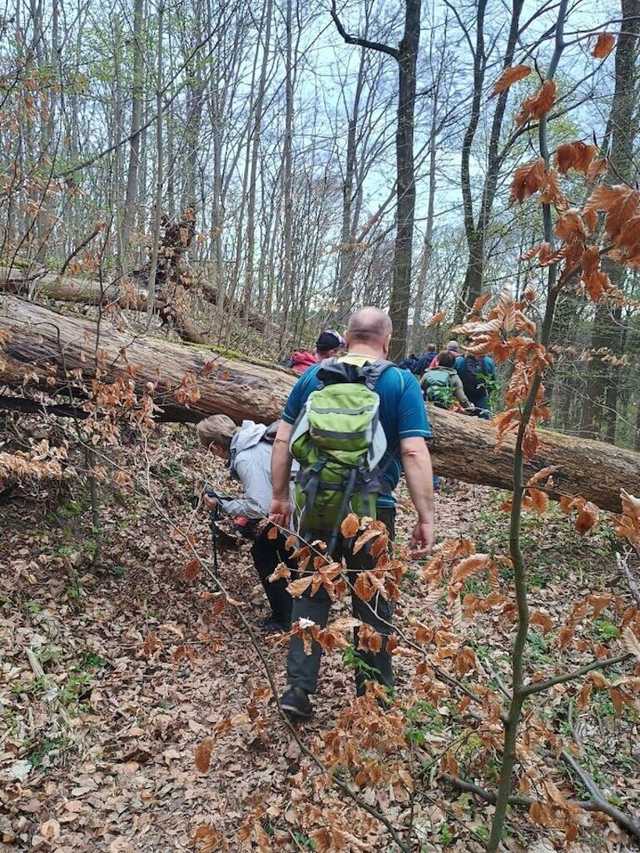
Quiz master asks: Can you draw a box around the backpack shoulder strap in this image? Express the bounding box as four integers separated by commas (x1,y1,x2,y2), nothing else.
361,358,395,390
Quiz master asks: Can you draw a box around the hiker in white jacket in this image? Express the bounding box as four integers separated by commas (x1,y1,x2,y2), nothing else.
198,416,295,632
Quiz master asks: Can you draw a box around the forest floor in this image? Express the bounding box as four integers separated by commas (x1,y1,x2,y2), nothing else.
1,423,639,852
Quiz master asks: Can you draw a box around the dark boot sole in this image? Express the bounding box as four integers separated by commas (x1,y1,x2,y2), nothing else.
280,701,312,721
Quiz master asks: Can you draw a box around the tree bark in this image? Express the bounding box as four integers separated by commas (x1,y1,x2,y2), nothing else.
388,0,421,361
243,0,273,317
1,294,638,512
121,0,145,272
456,0,524,322
581,0,640,439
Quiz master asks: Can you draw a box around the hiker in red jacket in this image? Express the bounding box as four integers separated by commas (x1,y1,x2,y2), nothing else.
289,330,345,375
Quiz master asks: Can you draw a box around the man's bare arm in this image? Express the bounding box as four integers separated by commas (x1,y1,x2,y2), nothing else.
269,420,294,525
400,436,435,557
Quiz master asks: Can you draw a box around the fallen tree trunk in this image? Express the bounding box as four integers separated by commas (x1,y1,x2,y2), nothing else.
0,265,270,336
0,266,148,310
1,294,638,512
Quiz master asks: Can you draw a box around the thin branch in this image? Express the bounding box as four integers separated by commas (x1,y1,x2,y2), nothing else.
330,0,400,60
617,550,640,608
561,749,640,842
522,653,631,697
59,225,103,278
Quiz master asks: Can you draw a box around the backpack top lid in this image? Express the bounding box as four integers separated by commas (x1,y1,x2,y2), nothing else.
315,356,393,391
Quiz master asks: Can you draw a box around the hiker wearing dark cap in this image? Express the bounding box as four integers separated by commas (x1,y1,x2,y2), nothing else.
289,329,345,375
198,416,295,633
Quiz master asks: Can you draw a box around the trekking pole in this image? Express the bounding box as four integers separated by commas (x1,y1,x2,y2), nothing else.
209,504,222,577
204,484,230,578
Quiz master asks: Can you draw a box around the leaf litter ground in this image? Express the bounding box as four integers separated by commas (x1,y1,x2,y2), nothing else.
0,424,638,851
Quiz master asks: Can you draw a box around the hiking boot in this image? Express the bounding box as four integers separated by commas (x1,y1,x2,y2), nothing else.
259,615,291,634
280,686,313,721
261,619,289,635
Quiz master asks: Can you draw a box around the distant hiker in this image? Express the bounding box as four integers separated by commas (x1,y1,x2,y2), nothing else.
416,344,437,375
289,329,346,375
397,352,420,372
454,350,496,415
430,339,460,369
198,415,295,633
421,350,473,410
398,344,437,376
269,306,434,720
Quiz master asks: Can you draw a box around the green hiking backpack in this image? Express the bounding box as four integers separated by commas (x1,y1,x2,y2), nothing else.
289,358,393,550
422,368,455,409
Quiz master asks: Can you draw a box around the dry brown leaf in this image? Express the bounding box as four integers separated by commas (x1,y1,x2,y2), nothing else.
510,158,546,203
182,557,201,580
575,502,599,534
268,562,291,582
284,534,298,551
451,554,491,584
623,626,640,662
527,465,558,487
353,527,382,554
527,487,549,515
556,141,598,174
425,310,446,327
592,32,616,58
193,825,224,852
195,738,213,773
516,79,557,126
287,575,313,597
340,513,360,538
530,610,553,634
40,819,61,842
357,623,383,653
492,64,532,94
554,209,586,241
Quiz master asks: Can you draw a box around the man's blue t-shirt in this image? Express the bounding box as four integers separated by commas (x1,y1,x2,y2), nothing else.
282,356,432,507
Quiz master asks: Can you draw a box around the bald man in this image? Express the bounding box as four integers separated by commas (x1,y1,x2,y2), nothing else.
269,306,435,719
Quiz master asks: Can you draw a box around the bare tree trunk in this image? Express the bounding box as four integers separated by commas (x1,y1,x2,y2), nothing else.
581,0,639,440
388,0,421,361
121,0,145,272
279,0,295,346
336,49,367,315
411,94,439,350
456,0,524,322
147,2,164,320
243,0,273,317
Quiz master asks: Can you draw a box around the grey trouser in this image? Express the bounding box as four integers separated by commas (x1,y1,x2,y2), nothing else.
286,508,395,696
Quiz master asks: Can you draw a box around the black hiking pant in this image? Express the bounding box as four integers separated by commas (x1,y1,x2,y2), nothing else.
251,529,294,627
287,508,395,696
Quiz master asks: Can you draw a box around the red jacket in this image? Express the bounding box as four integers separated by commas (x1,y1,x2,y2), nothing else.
290,350,317,375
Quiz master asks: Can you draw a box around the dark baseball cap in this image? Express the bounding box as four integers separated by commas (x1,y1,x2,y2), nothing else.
316,329,345,352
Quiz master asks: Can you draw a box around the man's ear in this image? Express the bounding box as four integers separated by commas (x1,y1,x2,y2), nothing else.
383,333,391,356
